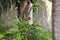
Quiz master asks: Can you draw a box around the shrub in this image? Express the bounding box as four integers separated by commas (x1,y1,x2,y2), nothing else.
0,20,52,40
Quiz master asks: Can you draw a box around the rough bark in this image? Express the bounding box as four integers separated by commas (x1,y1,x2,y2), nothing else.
0,0,18,27
19,0,33,25
34,0,52,30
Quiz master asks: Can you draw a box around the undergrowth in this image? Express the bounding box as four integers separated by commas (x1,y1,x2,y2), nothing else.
0,20,52,40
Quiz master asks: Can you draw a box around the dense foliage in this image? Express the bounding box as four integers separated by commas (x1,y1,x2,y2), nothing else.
0,20,52,40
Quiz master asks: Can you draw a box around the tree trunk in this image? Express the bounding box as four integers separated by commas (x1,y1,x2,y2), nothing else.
19,0,33,25
52,0,60,40
34,0,52,30
0,0,18,27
